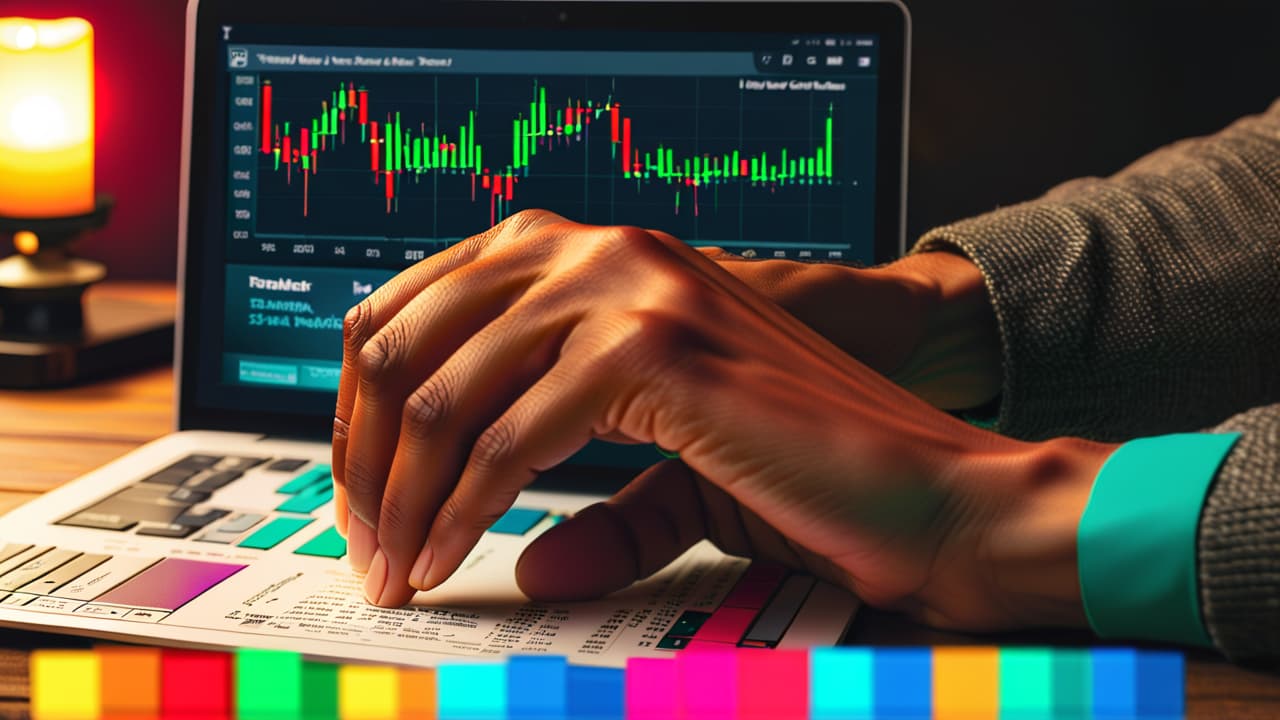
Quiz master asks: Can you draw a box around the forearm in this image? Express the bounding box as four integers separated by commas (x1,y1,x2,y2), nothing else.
972,430,1116,627
706,250,1106,630
940,434,1112,631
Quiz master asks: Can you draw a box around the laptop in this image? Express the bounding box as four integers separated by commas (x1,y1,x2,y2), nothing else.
0,0,910,667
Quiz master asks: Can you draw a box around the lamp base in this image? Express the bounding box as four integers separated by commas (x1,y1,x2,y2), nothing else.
0,194,116,337
0,254,107,335
0,292,174,389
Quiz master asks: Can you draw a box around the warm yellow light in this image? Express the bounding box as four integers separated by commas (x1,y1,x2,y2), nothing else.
10,95,71,149
0,17,95,218
14,24,35,50
13,230,39,255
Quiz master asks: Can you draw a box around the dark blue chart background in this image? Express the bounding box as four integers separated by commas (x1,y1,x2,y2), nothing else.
250,72,876,252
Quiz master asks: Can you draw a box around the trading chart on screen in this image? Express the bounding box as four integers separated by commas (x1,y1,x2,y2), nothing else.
226,36,877,265
216,31,878,395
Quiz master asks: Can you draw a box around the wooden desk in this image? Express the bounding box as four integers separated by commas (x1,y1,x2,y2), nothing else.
0,285,1276,717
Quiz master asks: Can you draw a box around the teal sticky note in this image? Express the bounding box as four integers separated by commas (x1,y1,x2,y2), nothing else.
277,465,332,494
276,483,335,514
238,516,314,550
488,507,548,536
293,526,347,558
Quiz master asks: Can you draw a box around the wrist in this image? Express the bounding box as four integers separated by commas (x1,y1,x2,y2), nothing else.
972,437,1118,629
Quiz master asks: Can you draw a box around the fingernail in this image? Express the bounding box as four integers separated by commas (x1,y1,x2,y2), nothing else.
409,543,434,590
363,549,389,605
348,512,377,573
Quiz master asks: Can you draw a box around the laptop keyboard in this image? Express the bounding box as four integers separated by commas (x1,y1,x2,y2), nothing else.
55,453,556,557
57,454,307,542
0,452,565,618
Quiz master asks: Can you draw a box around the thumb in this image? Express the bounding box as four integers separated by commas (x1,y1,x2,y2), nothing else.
515,459,709,601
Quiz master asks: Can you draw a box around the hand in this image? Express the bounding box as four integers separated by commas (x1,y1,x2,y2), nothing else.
701,248,1003,410
332,210,1112,631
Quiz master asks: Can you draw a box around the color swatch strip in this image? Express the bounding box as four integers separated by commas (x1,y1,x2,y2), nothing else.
29,646,1184,719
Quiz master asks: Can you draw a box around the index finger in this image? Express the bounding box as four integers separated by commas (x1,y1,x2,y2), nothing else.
332,232,492,534
331,210,566,532
332,245,471,497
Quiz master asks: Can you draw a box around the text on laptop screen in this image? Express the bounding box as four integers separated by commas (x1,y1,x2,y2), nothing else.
215,27,878,397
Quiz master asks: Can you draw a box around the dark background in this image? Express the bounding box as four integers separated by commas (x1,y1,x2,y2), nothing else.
1,0,1277,279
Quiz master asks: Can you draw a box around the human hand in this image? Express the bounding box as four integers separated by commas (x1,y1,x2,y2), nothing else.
332,210,1111,631
701,248,1003,410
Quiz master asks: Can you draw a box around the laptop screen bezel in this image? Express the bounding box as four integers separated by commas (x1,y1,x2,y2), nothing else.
177,0,911,440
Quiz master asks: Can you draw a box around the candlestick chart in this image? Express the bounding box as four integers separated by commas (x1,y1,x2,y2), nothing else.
250,74,867,247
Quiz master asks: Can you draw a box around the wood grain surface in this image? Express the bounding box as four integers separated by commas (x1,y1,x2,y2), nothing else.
0,283,1275,718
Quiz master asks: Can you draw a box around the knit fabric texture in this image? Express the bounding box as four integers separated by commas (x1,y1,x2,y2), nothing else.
912,100,1280,662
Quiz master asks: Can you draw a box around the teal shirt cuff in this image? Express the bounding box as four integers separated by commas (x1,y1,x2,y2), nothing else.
1078,432,1241,647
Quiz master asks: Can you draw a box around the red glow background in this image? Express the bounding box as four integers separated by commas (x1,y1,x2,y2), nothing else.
0,0,186,280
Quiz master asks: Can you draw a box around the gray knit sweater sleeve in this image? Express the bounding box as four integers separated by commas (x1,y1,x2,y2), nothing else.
910,101,1280,661
1201,404,1280,662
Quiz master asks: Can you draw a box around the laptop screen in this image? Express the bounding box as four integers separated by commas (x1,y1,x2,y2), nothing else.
183,4,906,442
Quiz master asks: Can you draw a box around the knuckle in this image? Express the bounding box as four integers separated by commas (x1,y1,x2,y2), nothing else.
376,490,414,540
343,301,371,350
559,226,664,274
432,496,464,530
356,330,400,388
342,457,383,500
593,225,654,254
494,209,554,242
402,380,452,440
470,421,517,472
660,272,711,310
505,208,548,227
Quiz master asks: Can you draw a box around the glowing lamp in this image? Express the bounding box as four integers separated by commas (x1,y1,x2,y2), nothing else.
0,17,113,339
0,17,167,390
0,18,95,218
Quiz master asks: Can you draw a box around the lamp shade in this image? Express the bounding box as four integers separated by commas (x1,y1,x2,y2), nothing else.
0,18,95,218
